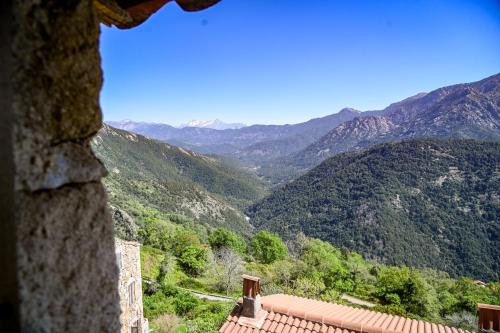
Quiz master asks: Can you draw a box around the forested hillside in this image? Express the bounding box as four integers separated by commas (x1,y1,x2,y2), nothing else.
92,124,267,234
248,139,500,280
266,73,500,182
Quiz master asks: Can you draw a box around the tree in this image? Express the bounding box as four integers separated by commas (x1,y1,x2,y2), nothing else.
286,232,309,258
294,275,326,298
139,219,176,251
172,229,201,257
346,252,372,289
251,231,288,264
213,247,244,295
271,259,297,289
209,228,246,254
110,205,139,241
299,239,349,289
375,266,439,319
177,245,208,276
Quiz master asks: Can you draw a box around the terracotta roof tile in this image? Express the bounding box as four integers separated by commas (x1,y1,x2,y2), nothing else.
220,294,473,333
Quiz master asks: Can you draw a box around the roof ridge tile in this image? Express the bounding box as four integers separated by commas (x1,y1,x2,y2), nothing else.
221,294,474,333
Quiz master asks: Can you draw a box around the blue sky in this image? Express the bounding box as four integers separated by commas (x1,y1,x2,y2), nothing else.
100,0,500,126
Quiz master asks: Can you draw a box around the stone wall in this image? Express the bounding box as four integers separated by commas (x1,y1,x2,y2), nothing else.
115,239,147,333
5,0,120,331
0,0,19,331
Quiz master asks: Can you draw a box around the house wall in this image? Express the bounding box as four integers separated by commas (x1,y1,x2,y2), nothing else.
0,0,121,331
115,239,147,333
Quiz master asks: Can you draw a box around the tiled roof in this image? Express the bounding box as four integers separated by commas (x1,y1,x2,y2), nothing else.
220,304,353,333
95,0,221,29
219,294,475,333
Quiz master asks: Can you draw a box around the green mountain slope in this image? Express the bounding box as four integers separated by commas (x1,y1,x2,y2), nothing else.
93,124,267,234
248,139,500,280
260,73,500,184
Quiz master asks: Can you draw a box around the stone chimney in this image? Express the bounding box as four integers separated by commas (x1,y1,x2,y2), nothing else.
241,275,262,318
478,304,500,333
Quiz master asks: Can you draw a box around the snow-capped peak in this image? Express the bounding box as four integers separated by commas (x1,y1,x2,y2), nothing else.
180,119,246,130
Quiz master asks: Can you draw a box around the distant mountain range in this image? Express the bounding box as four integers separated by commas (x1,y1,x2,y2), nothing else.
99,73,500,280
107,107,366,164
180,119,246,130
248,139,500,280
92,124,266,235
280,73,500,174
108,73,500,184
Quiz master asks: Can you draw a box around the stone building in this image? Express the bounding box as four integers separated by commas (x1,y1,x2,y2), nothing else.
115,238,148,333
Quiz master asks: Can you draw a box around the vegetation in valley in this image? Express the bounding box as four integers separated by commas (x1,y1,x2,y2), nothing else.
135,206,499,333
98,126,500,332
92,124,267,235
249,139,500,280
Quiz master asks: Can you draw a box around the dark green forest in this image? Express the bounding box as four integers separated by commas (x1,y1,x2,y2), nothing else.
248,139,500,280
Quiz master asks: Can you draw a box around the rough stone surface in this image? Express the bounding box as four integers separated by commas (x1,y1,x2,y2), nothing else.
115,239,147,333
23,141,108,191
17,183,119,332
13,0,104,191
11,0,120,331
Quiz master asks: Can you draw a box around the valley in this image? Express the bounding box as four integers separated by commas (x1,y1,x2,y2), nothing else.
97,73,500,332
248,139,500,280
108,73,499,184
92,124,267,235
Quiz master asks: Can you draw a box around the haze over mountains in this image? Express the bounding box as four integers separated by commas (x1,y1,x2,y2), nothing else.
100,73,500,280
107,107,365,162
108,73,499,183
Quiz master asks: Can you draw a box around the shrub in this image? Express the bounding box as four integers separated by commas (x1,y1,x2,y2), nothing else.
173,291,200,316
186,301,234,333
161,283,180,297
153,313,180,333
143,292,175,319
172,229,202,257
209,228,247,254
445,311,477,331
251,231,288,264
177,245,208,276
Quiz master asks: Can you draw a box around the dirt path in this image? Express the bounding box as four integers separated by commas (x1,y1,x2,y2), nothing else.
180,288,235,302
341,294,376,308
180,287,375,308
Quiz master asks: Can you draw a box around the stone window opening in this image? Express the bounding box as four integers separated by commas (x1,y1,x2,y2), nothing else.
130,318,139,333
128,279,136,306
0,1,221,332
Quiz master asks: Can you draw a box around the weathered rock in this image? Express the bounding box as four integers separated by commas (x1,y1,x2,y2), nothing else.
17,183,119,332
10,0,120,331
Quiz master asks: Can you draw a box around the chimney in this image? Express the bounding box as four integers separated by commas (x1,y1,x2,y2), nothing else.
241,275,261,318
478,304,500,333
